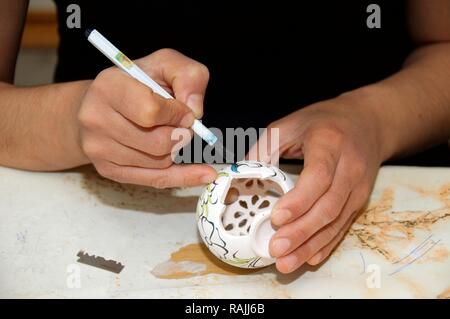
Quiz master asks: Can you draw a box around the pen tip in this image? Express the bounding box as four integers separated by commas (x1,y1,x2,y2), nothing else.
84,28,93,38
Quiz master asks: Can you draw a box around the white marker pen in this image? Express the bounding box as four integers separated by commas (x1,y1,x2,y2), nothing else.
85,29,218,146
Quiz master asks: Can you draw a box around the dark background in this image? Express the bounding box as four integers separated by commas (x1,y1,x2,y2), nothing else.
53,0,449,166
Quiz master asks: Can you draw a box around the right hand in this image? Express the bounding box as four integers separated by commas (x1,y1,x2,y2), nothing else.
77,49,217,188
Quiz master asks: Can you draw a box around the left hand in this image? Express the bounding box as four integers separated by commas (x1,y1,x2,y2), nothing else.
248,91,385,273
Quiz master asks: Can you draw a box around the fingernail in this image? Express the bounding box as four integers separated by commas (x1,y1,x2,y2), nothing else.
180,112,195,128
271,209,292,226
282,254,298,272
308,253,322,265
271,238,291,257
201,174,216,184
186,94,204,119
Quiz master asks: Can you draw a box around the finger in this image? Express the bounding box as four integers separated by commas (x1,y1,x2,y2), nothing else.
247,126,281,165
86,138,174,169
247,113,307,165
307,216,355,266
97,69,196,128
271,141,340,226
275,192,359,273
275,212,355,273
307,183,372,265
270,158,356,258
96,161,217,188
103,109,193,157
138,49,210,118
274,180,371,273
275,192,359,274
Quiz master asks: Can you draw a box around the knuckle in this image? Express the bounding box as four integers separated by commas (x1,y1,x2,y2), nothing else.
150,174,171,189
106,166,127,183
165,98,181,116
330,222,348,241
191,63,210,80
77,108,99,130
153,156,173,169
322,195,344,223
150,135,173,156
92,69,118,96
290,226,307,243
296,244,311,261
322,208,339,225
140,100,161,127
311,161,334,186
182,62,210,81
156,48,177,58
266,121,283,138
167,99,190,126
319,126,345,145
328,222,342,238
350,155,367,179
353,162,366,180
95,162,116,180
81,139,104,159
93,69,111,86
181,173,199,187
337,226,347,239
267,120,281,130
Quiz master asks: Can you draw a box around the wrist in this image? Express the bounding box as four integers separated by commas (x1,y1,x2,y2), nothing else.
59,80,92,167
339,85,398,163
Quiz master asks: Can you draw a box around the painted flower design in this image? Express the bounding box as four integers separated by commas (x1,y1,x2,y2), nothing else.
196,161,293,269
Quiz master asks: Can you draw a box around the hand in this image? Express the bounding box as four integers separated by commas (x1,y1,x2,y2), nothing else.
248,92,384,273
77,49,217,188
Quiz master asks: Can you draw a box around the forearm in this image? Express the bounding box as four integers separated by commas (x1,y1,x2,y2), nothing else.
349,42,450,161
0,81,91,170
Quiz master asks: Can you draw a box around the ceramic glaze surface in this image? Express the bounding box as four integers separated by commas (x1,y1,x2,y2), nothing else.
196,161,294,268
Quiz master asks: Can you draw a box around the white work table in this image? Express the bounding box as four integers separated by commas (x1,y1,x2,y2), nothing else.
0,164,449,298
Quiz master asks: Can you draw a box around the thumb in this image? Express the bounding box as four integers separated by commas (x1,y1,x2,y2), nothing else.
141,49,209,119
247,116,298,164
172,65,209,119
246,126,280,164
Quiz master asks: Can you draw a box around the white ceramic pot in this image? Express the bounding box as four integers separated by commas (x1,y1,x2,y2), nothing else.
196,161,294,268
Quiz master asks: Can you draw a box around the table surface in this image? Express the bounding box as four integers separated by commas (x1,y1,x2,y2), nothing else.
0,164,449,298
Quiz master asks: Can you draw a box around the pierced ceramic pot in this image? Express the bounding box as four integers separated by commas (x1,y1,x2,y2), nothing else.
196,161,294,268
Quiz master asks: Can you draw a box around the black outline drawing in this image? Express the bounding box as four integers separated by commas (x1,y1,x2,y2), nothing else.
199,216,229,258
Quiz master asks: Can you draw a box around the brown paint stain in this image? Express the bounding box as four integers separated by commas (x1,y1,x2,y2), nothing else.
421,245,450,263
151,243,261,279
437,287,450,299
348,187,450,262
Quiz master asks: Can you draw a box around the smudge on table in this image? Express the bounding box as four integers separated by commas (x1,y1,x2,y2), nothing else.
78,167,198,213
151,243,262,279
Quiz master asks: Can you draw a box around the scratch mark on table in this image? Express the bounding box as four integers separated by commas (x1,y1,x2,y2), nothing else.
389,235,441,276
359,252,366,274
392,234,433,265
16,231,27,244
